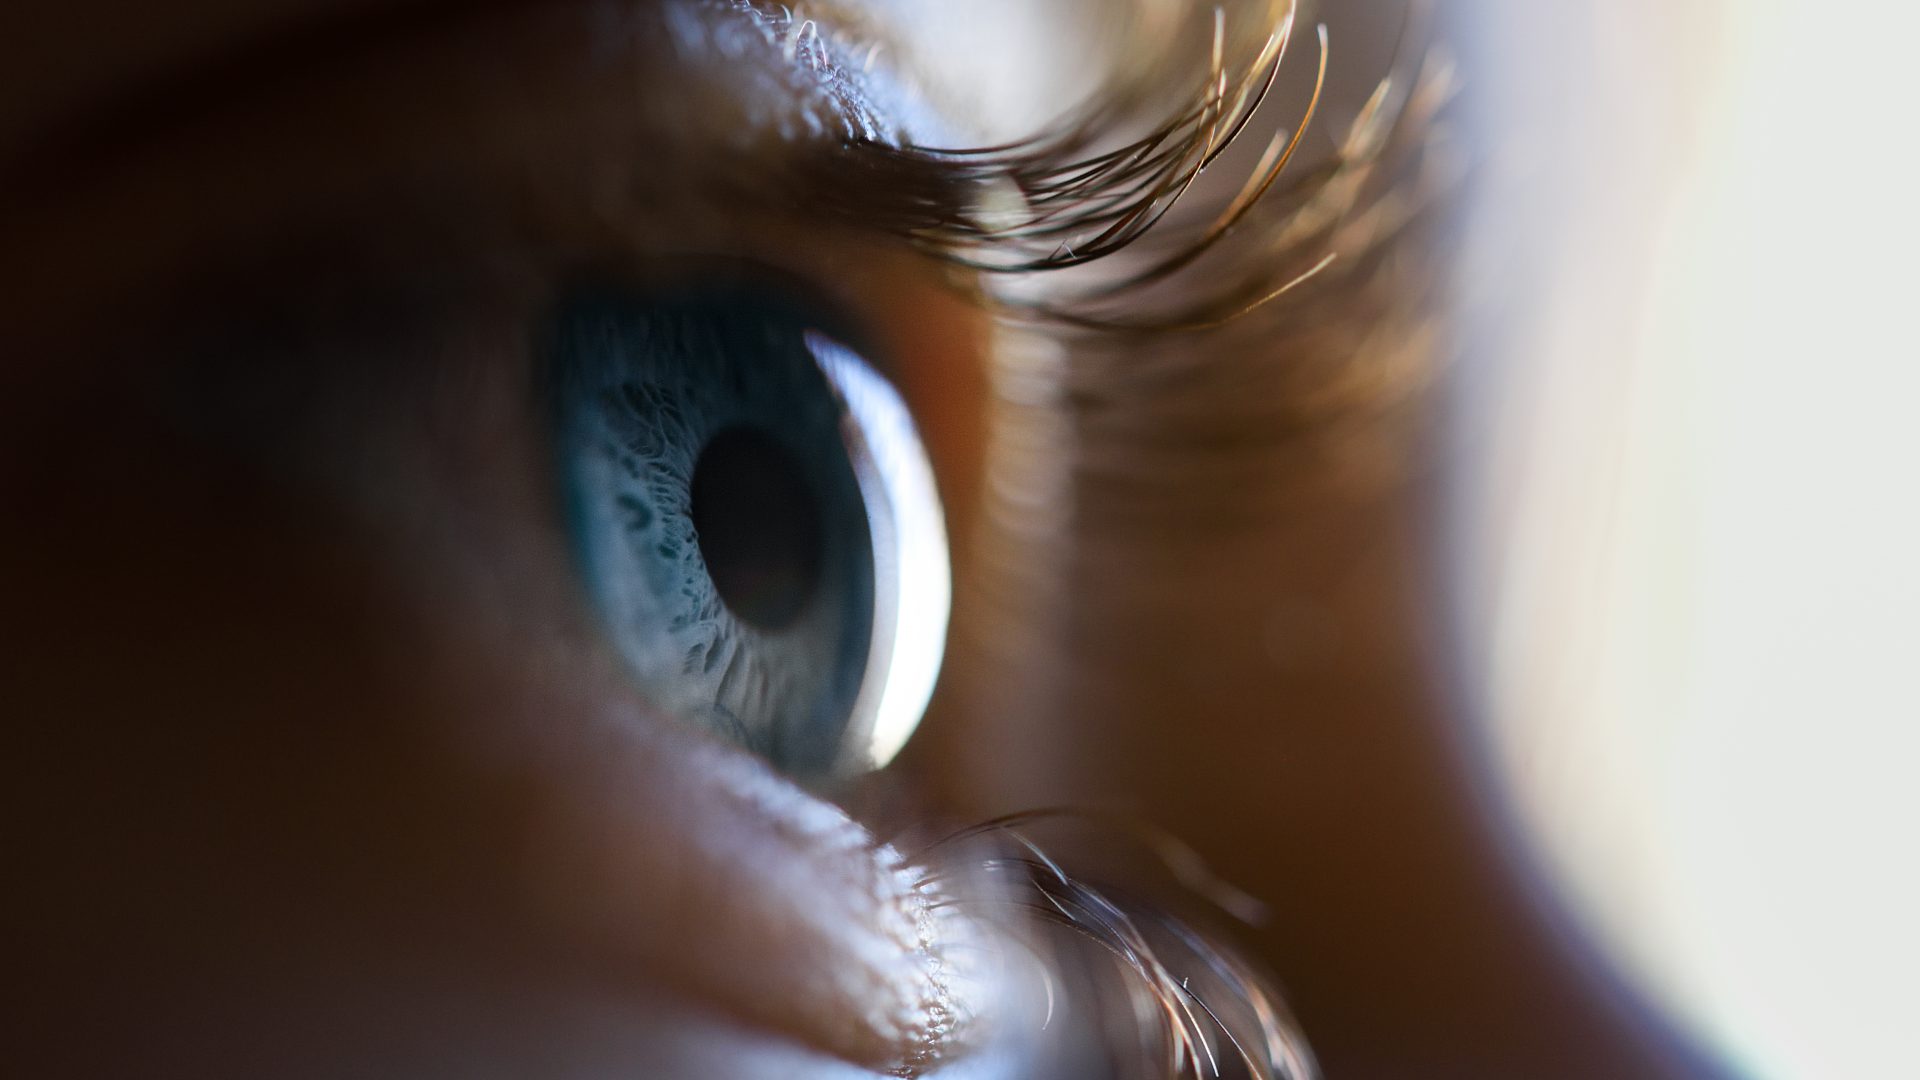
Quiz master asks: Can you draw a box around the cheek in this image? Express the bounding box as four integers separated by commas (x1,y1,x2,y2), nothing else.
4,419,518,1067
0,395,954,1076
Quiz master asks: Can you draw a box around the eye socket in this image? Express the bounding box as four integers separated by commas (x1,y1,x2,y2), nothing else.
547,283,948,780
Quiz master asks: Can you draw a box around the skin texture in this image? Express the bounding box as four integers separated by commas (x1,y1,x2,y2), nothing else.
3,3,992,1074
1,1,1723,1077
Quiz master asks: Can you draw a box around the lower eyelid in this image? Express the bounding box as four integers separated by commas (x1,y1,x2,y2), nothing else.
192,271,994,1068
436,664,973,1073
3,3,1025,1075
7,24,1001,1048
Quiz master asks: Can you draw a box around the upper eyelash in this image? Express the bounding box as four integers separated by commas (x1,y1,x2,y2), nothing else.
3,0,1450,365
759,0,1455,338
878,9,1317,274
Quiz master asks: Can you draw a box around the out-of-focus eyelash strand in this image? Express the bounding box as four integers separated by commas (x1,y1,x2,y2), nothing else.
801,0,1445,339
909,808,1317,1080
886,12,1309,277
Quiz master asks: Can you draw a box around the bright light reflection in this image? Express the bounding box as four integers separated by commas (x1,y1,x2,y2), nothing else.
1469,4,1920,1079
809,331,952,773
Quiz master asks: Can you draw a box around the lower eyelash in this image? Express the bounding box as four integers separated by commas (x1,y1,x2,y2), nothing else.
907,810,1317,1080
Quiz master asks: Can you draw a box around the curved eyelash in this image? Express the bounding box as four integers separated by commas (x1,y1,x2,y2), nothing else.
883,9,1309,275
908,808,1317,1080
824,0,1451,336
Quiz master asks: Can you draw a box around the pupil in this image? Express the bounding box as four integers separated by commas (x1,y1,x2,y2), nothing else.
690,426,826,631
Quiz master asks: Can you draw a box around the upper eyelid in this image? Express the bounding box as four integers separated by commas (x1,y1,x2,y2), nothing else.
0,1,984,350
0,0,537,189
2,0,1417,357
662,0,902,141
0,0,910,197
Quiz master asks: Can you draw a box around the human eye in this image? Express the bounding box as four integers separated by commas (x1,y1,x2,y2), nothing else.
0,0,1296,1070
2,2,1010,1074
2,0,1505,1076
9,1,1825,1078
544,280,949,778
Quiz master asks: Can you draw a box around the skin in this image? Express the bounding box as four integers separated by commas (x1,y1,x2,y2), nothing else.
0,0,1724,1077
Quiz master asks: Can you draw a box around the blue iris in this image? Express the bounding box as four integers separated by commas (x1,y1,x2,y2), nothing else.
546,284,875,777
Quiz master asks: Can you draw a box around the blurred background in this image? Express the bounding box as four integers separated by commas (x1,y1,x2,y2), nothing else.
1446,3,1920,1079
910,2,1920,1077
